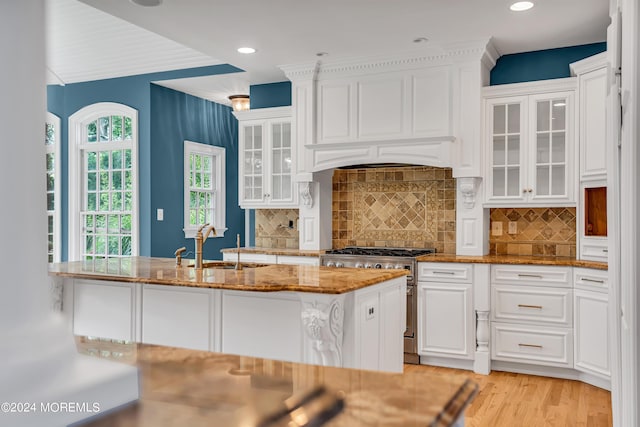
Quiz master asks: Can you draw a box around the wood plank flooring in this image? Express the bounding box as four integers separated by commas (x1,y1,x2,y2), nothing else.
403,364,612,427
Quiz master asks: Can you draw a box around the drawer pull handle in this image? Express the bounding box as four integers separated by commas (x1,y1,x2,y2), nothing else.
603,249,608,253
518,343,543,349
517,274,543,279
582,278,605,284
433,271,456,275
517,304,543,309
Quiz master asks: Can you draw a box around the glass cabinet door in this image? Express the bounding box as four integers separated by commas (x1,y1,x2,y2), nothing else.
532,95,569,199
489,100,525,200
242,124,263,203
269,121,293,203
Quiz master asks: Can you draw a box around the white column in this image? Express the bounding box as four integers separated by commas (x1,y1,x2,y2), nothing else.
473,264,491,374
0,3,137,426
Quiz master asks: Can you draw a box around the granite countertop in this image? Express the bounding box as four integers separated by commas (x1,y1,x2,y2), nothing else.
49,257,407,294
415,253,608,270
75,336,477,427
220,246,324,257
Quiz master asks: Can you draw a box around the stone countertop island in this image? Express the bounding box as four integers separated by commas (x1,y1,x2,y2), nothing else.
50,257,408,373
49,256,406,293
75,336,477,427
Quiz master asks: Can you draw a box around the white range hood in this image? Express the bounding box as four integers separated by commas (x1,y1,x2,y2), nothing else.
280,39,498,178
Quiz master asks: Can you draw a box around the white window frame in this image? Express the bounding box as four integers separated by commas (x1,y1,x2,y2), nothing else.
68,102,139,260
183,140,226,238
46,112,61,263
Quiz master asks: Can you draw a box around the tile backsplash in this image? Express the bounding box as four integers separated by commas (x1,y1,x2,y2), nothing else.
255,209,299,248
489,208,577,257
332,166,457,253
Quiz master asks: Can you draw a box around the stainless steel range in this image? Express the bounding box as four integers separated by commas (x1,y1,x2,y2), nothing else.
320,246,436,364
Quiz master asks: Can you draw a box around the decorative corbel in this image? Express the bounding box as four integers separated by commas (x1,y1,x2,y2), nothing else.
458,177,481,209
300,181,313,207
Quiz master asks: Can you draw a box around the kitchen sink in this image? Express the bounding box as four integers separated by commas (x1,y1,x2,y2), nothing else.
186,261,269,269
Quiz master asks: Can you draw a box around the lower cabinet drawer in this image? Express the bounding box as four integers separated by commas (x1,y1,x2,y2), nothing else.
492,323,573,367
492,285,572,327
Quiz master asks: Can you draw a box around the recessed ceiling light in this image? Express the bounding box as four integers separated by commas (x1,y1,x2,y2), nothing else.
130,0,162,6
237,47,256,54
510,1,534,11
413,37,429,43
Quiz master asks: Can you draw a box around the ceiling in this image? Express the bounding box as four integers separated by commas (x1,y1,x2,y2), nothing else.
46,0,610,104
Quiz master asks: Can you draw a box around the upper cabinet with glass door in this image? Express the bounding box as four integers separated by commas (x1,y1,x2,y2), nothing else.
483,79,577,207
234,107,297,208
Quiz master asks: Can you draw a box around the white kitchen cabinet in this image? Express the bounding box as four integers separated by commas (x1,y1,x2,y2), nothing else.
142,285,219,351
73,279,138,341
571,53,609,262
483,79,576,207
572,53,608,182
490,264,573,368
418,263,474,360
573,268,610,386
234,107,297,208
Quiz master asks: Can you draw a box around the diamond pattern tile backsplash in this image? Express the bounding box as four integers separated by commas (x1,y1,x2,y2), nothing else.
489,208,577,257
333,166,457,253
255,209,299,249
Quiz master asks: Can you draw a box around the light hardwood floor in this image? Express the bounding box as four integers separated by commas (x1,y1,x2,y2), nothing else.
404,364,612,427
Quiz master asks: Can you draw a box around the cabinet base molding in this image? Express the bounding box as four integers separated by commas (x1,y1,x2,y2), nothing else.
491,361,610,390
474,350,491,375
419,355,475,372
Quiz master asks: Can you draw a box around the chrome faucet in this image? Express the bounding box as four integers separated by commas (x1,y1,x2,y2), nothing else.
195,223,216,269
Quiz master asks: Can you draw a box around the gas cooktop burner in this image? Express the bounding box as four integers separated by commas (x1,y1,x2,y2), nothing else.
324,246,436,257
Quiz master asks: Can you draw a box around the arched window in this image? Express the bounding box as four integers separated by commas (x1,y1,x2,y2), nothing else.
46,112,61,263
68,103,138,260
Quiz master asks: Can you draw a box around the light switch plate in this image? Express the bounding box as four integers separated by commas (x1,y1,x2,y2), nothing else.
508,221,517,234
157,208,164,221
491,221,503,236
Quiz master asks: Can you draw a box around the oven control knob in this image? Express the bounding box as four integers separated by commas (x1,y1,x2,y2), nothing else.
394,265,405,269
326,261,335,267
374,263,383,269
355,262,364,268
364,263,373,269
384,263,394,269
335,262,344,268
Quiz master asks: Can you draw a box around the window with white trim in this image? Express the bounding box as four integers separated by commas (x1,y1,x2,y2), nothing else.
46,112,61,263
68,103,139,260
183,141,226,238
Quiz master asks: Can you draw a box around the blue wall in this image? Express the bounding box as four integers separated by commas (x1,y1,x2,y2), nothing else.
150,85,241,259
250,81,292,109
46,64,242,260
490,42,606,85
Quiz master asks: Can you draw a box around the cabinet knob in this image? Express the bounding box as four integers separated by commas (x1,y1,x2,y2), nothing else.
528,188,533,193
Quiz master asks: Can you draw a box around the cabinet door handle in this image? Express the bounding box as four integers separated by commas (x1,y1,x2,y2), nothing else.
517,304,543,309
582,278,605,284
433,271,456,275
518,343,543,349
603,249,609,253
517,274,543,279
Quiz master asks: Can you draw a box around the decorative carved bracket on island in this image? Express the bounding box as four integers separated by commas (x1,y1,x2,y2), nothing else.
300,296,345,367
50,277,63,312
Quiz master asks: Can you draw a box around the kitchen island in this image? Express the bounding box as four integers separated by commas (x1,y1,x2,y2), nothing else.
50,257,407,372
74,336,477,427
